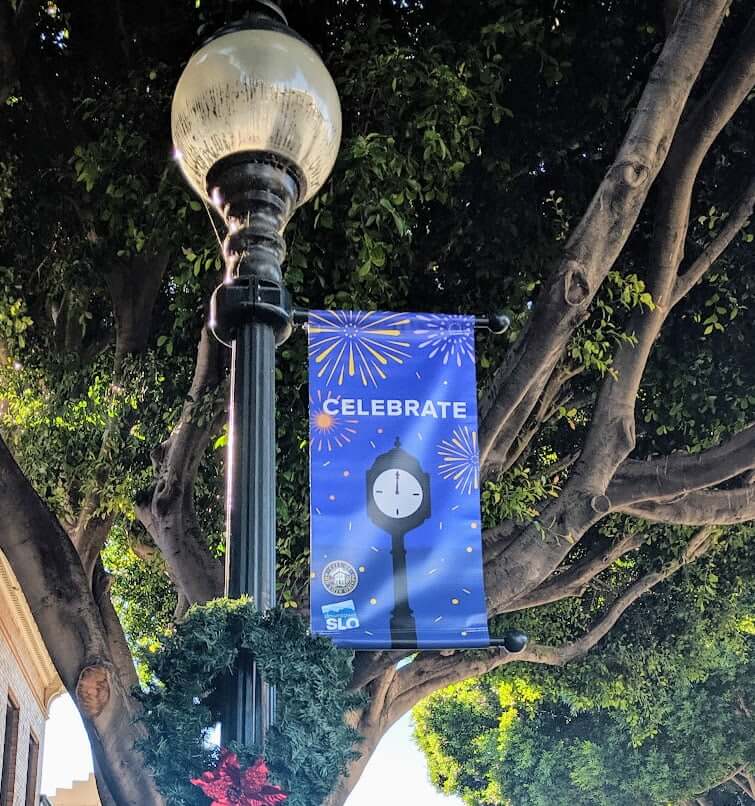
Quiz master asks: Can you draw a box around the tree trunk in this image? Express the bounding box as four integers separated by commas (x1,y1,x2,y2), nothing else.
0,437,165,806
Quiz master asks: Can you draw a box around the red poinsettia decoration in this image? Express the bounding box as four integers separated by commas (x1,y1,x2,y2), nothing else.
191,749,288,806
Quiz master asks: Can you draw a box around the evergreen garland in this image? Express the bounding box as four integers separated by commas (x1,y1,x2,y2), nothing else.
137,599,364,805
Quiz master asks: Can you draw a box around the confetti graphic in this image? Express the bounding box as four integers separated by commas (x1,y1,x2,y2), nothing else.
414,313,475,367
308,310,412,387
310,390,358,452
437,426,480,495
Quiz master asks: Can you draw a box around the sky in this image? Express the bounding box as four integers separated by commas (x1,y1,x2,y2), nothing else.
41,694,463,805
344,712,463,806
41,696,93,795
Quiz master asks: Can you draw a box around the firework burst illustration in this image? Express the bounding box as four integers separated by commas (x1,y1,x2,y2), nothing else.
308,310,411,387
438,426,480,495
414,314,475,367
310,390,359,452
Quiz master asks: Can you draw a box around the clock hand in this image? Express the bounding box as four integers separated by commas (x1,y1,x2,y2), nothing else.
395,470,400,495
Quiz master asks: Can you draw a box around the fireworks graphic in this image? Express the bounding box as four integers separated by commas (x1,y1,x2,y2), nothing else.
308,311,412,387
310,390,359,452
437,426,480,495
414,314,475,367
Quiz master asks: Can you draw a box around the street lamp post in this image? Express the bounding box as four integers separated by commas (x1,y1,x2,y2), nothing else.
171,1,341,746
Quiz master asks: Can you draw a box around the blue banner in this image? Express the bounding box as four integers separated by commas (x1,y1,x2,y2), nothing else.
308,310,489,649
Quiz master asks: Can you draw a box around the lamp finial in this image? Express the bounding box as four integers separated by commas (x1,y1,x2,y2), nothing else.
250,0,287,24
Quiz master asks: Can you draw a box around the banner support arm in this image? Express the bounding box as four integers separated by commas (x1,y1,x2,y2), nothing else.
291,308,511,334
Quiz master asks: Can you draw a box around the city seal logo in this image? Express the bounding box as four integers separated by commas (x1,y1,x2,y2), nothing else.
322,560,358,596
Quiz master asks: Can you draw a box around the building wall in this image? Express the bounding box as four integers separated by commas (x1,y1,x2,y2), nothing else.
0,634,46,806
49,774,100,806
0,550,64,806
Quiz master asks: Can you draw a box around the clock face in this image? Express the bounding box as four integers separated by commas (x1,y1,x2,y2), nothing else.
372,468,424,519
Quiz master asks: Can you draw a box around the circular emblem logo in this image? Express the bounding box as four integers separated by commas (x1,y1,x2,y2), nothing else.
322,560,358,596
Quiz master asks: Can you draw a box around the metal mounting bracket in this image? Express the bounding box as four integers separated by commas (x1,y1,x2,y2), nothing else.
209,276,293,347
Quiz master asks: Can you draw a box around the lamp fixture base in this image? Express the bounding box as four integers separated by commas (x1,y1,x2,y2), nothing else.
206,152,299,345
207,152,302,283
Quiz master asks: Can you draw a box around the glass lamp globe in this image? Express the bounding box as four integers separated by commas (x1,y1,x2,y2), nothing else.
171,5,342,207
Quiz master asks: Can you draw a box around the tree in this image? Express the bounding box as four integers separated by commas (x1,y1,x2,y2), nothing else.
416,661,755,806
0,0,754,803
414,568,755,804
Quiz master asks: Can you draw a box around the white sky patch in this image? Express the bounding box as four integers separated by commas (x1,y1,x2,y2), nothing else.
41,695,93,795
346,713,464,805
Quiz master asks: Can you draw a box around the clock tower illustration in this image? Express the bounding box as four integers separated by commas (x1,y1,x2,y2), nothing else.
366,438,432,647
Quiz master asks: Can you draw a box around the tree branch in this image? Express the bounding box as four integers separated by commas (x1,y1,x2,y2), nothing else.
386,651,517,724
70,252,171,578
619,485,755,525
72,514,114,584
476,0,730,465
107,251,170,373
510,526,714,669
500,531,647,612
734,771,755,800
471,3,748,617
483,480,623,615
389,529,713,720
740,769,755,800
92,560,139,693
482,356,559,473
672,174,755,305
349,651,396,692
570,8,755,500
481,519,519,566
137,326,225,605
544,451,580,481
484,364,583,477
607,423,755,507
690,765,749,802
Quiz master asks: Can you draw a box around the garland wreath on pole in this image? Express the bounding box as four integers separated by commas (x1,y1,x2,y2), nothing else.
137,599,364,806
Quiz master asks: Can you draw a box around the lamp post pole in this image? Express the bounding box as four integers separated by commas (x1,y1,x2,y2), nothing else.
209,158,298,745
171,0,342,746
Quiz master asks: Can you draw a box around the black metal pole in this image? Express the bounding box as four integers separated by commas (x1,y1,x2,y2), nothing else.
223,320,278,744
208,154,298,747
